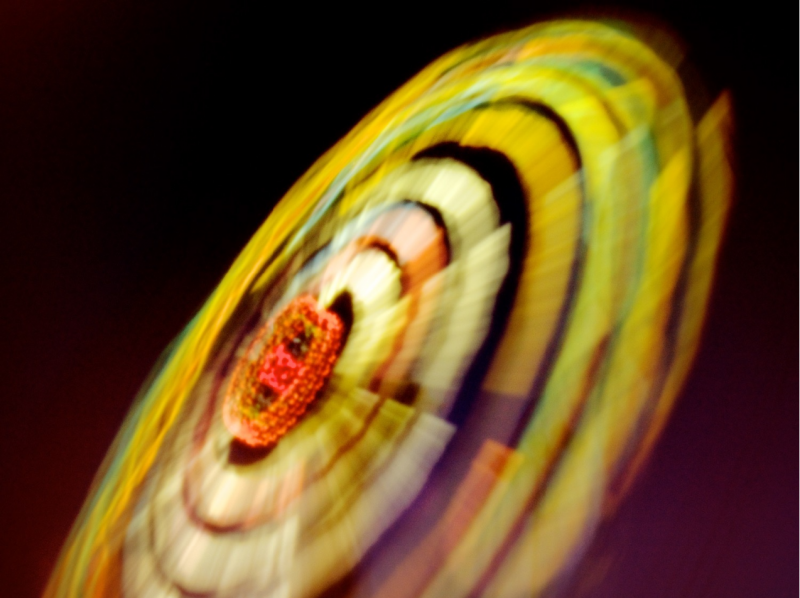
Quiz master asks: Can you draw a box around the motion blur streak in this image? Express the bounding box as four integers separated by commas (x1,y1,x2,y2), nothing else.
45,18,733,598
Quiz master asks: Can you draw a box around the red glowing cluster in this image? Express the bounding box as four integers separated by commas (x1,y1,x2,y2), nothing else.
222,295,344,448
257,344,302,394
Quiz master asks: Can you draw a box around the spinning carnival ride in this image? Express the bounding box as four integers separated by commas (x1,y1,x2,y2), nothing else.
46,19,733,598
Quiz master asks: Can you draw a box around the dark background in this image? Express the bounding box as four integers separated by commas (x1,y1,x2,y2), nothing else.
0,1,795,596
